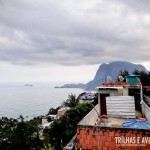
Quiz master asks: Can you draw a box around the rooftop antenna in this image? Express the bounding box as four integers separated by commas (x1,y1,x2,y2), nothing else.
118,75,124,82
106,76,112,82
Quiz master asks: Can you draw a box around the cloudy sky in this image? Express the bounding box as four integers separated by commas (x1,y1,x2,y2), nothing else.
0,0,150,83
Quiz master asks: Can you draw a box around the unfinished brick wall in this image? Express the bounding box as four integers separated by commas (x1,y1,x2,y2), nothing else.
77,125,150,150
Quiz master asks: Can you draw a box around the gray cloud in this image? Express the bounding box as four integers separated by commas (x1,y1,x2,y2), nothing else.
0,0,150,66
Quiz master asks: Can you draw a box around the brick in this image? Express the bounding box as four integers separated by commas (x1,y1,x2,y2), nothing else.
109,131,115,137
86,134,90,140
102,147,107,150
80,129,85,135
89,129,93,135
107,136,111,142
101,136,106,142
126,132,131,137
96,135,100,140
92,135,96,139
94,130,98,135
100,131,103,135
100,142,105,147
120,132,125,136
85,139,89,145
111,137,116,142
89,139,95,146
92,146,98,150
137,133,142,138
77,134,82,139
80,139,85,144
82,134,86,140
105,142,111,147
111,141,116,147
114,132,119,137
131,133,136,137
104,131,109,137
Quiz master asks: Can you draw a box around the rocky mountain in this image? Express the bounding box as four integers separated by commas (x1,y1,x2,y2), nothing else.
85,61,148,90
55,83,86,89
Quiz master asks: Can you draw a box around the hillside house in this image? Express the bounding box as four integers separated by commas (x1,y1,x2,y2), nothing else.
57,107,70,118
75,79,150,149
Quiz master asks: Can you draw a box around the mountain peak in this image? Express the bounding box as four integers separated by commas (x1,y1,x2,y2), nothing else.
85,61,147,90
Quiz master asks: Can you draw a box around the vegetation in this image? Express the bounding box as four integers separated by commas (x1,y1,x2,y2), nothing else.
41,144,55,150
0,93,94,150
43,103,94,150
116,69,150,86
1,69,149,149
0,116,42,150
47,106,61,115
132,69,150,86
116,69,129,81
63,93,80,107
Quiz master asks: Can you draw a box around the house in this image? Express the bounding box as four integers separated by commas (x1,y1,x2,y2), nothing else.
42,116,48,126
74,78,150,150
79,92,95,104
57,107,70,118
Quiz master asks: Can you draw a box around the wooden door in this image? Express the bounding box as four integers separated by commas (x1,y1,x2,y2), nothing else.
100,94,109,115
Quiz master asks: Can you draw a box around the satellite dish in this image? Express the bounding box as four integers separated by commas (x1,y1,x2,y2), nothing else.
118,75,124,82
107,76,112,82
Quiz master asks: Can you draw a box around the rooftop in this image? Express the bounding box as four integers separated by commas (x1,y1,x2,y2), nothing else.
95,110,143,128
78,104,150,130
100,81,141,87
101,82,130,87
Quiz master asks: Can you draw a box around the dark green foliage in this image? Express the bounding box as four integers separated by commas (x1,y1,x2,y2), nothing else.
47,116,52,122
92,93,98,106
41,144,55,150
116,69,129,81
47,107,60,115
44,103,94,150
116,69,150,86
65,103,94,127
0,94,94,150
0,116,42,150
133,69,150,86
63,93,80,107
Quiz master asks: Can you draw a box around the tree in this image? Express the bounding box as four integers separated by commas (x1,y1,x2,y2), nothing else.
41,144,55,150
47,106,60,115
116,69,129,82
0,116,42,150
63,93,80,108
44,103,94,150
132,69,150,86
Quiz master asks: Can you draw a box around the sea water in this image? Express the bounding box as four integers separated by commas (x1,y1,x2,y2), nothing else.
0,82,83,119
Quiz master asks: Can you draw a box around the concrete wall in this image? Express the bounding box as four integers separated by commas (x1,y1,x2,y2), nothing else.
142,100,150,121
77,125,150,150
98,89,118,97
98,88,128,97
78,104,99,126
42,118,48,125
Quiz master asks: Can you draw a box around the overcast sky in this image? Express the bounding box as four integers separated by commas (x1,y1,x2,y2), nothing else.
0,0,150,83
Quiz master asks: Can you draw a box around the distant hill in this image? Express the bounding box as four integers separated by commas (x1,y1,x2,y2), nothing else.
85,61,148,90
55,83,86,89
56,61,148,90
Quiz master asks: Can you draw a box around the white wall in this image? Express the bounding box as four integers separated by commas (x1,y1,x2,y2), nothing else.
142,101,150,121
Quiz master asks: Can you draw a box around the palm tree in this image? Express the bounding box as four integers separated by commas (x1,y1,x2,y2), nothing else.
41,144,55,150
63,93,80,107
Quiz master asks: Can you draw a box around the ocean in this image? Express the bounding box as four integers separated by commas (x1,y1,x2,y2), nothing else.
0,82,83,119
